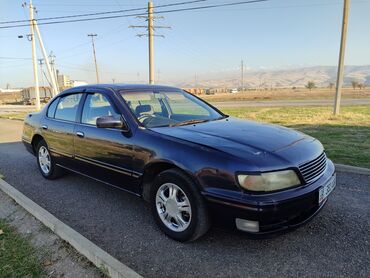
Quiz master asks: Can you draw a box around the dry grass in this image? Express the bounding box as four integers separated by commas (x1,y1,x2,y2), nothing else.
0,112,28,121
224,105,370,126
0,91,23,105
201,88,370,102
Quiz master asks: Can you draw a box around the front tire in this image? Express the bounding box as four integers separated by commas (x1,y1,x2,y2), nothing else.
36,140,64,179
150,169,210,242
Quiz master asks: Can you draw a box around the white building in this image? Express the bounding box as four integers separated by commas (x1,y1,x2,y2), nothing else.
71,80,88,87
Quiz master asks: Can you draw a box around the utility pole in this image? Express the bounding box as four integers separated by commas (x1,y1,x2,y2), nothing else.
334,0,350,115
88,34,100,83
33,23,59,96
49,52,59,92
148,1,154,84
241,60,244,92
129,1,170,85
38,58,44,87
29,0,40,110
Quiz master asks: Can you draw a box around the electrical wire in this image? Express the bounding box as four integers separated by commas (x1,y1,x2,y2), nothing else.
0,0,268,29
0,0,207,24
0,56,32,60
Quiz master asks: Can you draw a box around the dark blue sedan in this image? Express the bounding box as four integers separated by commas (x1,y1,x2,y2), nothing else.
22,84,336,242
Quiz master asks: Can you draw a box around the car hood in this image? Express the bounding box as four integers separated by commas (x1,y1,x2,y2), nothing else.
151,117,322,168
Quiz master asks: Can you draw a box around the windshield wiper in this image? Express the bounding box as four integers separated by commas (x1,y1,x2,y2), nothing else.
171,119,210,127
214,115,229,121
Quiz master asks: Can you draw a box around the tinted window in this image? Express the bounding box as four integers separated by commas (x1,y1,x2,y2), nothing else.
47,98,59,118
81,93,119,125
54,94,82,122
124,92,164,116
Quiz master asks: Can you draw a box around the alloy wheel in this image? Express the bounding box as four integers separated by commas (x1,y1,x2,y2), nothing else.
38,146,51,174
155,183,192,232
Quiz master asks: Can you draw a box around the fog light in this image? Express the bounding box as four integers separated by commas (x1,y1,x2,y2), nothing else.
235,218,259,233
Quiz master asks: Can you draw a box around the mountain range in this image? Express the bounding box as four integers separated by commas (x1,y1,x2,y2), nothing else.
172,65,370,88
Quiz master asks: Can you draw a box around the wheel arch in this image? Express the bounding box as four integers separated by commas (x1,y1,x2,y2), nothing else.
140,160,201,202
31,134,45,154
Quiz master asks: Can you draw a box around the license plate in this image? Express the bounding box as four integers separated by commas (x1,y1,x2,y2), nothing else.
319,174,336,204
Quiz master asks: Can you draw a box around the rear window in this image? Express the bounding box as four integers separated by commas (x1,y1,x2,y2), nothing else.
47,98,59,118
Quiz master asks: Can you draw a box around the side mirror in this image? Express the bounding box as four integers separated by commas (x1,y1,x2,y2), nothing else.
96,116,129,131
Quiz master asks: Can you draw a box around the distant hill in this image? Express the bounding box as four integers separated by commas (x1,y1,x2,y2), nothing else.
173,65,370,88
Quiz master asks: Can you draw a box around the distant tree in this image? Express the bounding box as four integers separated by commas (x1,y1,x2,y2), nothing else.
328,82,335,89
305,81,316,91
358,83,365,90
351,80,359,90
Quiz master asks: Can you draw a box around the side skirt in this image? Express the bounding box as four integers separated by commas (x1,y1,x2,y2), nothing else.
56,164,142,198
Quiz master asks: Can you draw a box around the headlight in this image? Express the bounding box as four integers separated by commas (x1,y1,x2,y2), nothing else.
237,170,301,192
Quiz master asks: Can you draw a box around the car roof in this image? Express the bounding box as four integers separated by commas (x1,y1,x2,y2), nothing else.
62,84,182,94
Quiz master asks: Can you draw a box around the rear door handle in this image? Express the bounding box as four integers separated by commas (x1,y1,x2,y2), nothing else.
41,125,48,130
76,131,85,138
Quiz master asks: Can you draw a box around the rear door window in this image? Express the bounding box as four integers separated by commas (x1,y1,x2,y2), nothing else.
81,93,119,125
54,93,83,122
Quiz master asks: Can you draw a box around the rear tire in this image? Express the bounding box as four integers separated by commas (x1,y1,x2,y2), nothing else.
150,169,211,242
36,140,64,179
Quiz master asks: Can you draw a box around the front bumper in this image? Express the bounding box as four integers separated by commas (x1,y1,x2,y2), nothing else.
204,160,336,235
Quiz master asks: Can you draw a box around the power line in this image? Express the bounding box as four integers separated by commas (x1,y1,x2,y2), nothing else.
0,0,207,25
0,0,269,29
0,56,32,60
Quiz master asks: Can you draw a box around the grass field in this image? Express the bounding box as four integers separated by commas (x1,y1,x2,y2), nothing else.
0,219,45,277
221,105,370,168
0,105,369,168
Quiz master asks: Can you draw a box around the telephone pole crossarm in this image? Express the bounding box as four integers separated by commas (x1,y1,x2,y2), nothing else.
130,1,171,85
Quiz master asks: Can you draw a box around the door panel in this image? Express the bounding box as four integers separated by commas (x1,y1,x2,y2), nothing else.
42,117,76,165
73,92,139,193
41,93,83,167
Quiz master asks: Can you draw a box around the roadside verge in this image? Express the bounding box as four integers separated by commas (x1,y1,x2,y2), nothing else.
335,163,370,175
0,178,142,278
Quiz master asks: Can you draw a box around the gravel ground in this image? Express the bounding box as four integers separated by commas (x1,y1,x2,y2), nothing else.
0,119,369,278
0,189,102,278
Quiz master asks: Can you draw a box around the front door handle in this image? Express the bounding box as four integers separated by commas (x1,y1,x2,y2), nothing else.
41,125,48,130
76,131,85,138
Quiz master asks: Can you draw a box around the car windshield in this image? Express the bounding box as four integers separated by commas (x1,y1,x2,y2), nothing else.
120,90,225,128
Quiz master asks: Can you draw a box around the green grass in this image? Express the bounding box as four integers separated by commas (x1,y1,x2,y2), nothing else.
0,220,45,277
221,105,370,168
0,106,369,168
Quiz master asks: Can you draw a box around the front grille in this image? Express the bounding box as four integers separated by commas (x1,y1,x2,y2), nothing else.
299,152,327,183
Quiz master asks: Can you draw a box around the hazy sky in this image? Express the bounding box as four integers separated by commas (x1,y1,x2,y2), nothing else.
1,0,370,88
